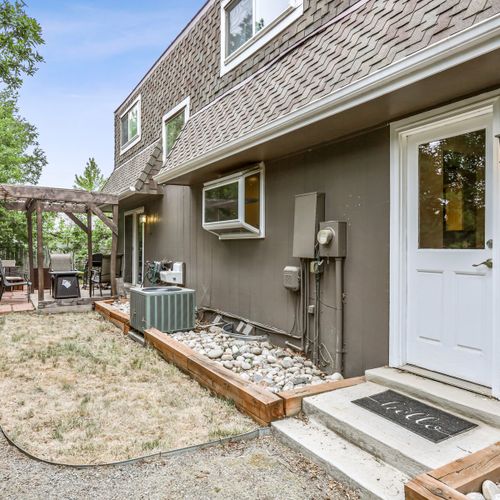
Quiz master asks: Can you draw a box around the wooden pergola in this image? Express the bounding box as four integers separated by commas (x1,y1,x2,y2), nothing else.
0,184,119,301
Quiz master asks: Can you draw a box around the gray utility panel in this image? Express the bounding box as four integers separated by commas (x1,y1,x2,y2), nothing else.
293,192,325,258
130,286,196,333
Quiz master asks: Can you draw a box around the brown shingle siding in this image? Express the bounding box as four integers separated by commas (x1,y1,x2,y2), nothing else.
114,0,354,168
155,0,498,175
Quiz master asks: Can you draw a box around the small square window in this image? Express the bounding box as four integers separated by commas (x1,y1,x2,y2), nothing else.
120,98,141,152
203,165,265,239
162,97,190,163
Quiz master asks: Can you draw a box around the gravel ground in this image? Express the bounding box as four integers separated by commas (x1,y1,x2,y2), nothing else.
0,432,358,500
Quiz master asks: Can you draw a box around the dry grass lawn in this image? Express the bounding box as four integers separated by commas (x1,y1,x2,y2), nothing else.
0,312,255,465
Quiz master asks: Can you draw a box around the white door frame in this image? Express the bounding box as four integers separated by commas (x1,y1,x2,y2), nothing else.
123,207,145,286
389,91,500,398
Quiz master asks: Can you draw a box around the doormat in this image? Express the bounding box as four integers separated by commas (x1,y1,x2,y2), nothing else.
352,390,477,443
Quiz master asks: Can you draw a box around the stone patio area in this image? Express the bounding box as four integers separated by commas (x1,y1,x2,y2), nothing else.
0,289,34,314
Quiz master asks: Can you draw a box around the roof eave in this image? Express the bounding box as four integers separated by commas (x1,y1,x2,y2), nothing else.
154,13,500,185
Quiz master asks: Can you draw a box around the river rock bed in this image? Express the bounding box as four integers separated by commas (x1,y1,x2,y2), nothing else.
466,480,500,500
171,326,336,393
112,300,130,315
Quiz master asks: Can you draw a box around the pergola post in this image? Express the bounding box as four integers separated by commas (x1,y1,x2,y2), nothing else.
26,211,34,293
87,209,92,297
36,201,44,302
110,204,119,296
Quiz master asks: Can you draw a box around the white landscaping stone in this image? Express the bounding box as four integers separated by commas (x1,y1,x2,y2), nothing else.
170,325,327,392
207,347,223,359
466,493,486,500
483,481,500,500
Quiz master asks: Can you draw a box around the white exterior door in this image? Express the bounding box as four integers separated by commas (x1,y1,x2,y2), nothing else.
406,114,493,387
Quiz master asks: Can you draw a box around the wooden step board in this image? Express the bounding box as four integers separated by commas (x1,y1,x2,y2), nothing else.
95,300,130,334
144,328,284,425
405,441,500,499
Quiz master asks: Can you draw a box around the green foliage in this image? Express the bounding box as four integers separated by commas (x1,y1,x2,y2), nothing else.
0,0,44,91
74,157,105,192
46,159,111,270
0,89,45,183
0,89,46,258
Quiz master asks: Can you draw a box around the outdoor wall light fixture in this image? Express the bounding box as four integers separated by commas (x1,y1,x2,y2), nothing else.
139,214,147,225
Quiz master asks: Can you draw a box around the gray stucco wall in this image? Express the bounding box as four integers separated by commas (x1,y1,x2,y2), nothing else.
132,127,390,377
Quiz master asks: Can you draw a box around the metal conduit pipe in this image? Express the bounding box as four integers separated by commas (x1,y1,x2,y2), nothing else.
334,257,345,374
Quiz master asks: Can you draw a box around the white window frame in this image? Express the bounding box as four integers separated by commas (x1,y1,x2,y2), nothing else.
123,206,145,286
202,163,265,240
120,96,142,154
389,91,500,399
162,96,190,163
220,0,303,76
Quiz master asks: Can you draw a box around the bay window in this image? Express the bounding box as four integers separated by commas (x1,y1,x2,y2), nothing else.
203,164,265,239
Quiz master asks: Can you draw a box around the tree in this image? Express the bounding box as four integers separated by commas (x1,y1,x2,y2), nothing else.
0,90,46,258
0,0,44,91
74,157,105,192
0,1,45,260
44,159,111,270
0,89,45,183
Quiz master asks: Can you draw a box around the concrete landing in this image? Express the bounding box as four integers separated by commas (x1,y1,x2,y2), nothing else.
366,367,500,428
273,368,500,499
303,381,500,477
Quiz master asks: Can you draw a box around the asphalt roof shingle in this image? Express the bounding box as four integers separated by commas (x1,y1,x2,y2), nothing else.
102,141,161,195
158,0,499,176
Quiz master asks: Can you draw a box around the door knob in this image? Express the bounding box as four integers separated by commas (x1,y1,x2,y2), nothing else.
472,258,493,269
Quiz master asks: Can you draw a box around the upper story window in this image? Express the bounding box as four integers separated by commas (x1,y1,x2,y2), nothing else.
120,96,141,153
162,97,190,163
221,0,303,76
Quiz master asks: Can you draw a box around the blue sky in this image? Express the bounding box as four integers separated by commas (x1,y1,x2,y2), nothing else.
17,0,206,188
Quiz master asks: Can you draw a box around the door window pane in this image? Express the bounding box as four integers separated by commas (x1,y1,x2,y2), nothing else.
227,0,253,56
419,129,486,249
205,181,239,223
255,0,290,32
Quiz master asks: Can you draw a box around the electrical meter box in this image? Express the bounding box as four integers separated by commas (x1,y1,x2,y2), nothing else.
292,192,325,258
283,266,301,291
317,221,347,258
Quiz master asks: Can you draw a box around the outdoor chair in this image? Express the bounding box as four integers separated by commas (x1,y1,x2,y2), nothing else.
0,260,31,302
49,253,81,299
83,253,103,289
90,254,123,296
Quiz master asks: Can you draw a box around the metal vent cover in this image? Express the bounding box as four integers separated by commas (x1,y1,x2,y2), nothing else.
130,286,196,333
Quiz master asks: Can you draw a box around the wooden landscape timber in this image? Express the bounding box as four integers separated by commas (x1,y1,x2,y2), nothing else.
278,376,366,417
405,442,500,499
94,299,130,334
95,305,367,423
144,328,285,425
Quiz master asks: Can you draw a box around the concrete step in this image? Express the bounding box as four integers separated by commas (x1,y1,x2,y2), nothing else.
365,367,500,428
303,381,500,478
272,417,409,500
